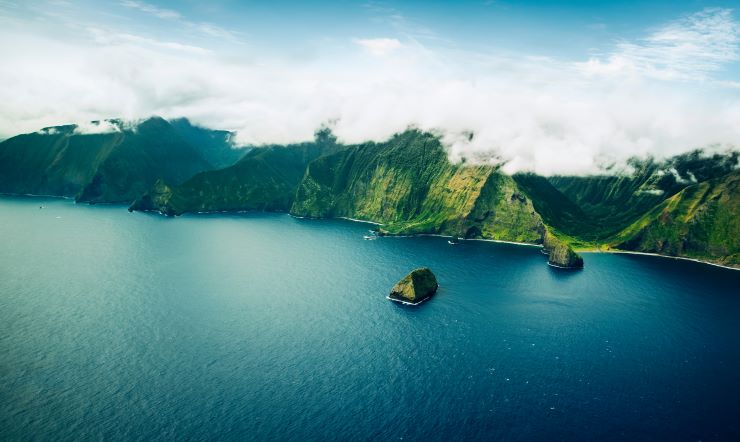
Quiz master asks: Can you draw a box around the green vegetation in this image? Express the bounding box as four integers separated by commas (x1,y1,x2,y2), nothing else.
609,171,739,267
3,119,737,268
292,130,545,243
0,117,242,203
388,267,439,304
131,129,342,214
0,124,118,198
543,230,584,269
512,151,738,267
544,151,738,240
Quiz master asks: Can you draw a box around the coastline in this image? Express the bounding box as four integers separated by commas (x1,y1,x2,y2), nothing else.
380,232,542,248
291,214,383,226
0,192,75,200
335,217,738,271
579,249,739,271
386,295,432,306
337,216,382,226
547,262,583,270
3,193,737,271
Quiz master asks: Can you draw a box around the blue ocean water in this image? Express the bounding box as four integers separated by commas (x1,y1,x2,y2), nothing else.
1,197,739,441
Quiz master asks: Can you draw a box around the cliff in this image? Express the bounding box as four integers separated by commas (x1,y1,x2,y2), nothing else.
3,118,737,268
543,230,584,269
609,171,739,268
291,130,545,243
0,117,241,203
130,129,342,215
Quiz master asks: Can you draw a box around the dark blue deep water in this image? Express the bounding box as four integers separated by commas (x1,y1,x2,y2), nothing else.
1,197,739,441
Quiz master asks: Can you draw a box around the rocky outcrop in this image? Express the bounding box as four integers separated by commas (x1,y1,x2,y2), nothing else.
388,268,439,305
543,230,584,269
290,130,545,243
128,179,178,215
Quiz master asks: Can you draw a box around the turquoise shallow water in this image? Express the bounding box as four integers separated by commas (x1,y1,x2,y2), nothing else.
1,196,739,441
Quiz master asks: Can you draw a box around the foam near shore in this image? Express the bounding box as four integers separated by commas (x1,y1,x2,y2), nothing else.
580,249,739,271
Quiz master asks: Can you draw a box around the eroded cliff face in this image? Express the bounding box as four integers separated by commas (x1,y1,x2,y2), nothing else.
290,130,546,244
4,117,736,268
543,230,584,269
610,171,739,268
0,117,239,204
130,135,341,215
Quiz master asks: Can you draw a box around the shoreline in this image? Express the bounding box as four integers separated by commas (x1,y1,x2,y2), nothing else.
386,295,432,306
337,216,382,226
379,232,542,248
580,249,739,271
3,194,737,271
332,217,737,271
290,214,383,226
547,262,583,270
0,192,75,200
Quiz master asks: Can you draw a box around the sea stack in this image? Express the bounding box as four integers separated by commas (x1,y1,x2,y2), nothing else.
388,268,439,305
543,230,584,269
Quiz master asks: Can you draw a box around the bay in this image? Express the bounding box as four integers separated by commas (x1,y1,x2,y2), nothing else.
1,197,738,441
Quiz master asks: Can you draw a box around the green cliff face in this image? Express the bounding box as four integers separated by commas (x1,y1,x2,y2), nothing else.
610,171,739,267
291,130,545,243
543,230,584,269
544,151,738,241
0,125,119,198
131,129,342,215
0,117,241,203
3,118,737,268
168,118,245,169
513,151,738,267
77,117,214,203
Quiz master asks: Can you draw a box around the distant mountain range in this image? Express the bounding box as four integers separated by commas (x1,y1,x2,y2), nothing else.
0,117,243,203
1,117,737,269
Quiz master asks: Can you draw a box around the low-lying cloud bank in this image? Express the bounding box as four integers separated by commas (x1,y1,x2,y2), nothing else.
0,6,739,175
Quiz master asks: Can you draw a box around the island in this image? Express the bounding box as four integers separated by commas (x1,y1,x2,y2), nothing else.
1,118,737,270
388,268,439,305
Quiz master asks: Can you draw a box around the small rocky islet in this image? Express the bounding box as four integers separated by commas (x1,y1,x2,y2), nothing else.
388,268,439,305
542,230,584,269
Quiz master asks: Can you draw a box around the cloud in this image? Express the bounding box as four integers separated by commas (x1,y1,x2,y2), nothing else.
119,0,241,42
718,80,740,89
353,38,402,56
88,28,210,54
0,6,738,176
120,0,181,20
72,120,122,135
579,8,740,80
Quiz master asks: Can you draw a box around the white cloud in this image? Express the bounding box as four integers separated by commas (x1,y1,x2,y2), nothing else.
579,8,740,80
73,120,122,135
119,0,241,42
0,7,738,176
120,0,180,20
718,80,740,89
668,167,697,184
87,28,210,54
353,38,402,56
640,189,665,196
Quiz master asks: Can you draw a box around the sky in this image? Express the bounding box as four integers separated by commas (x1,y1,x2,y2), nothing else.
1,0,739,174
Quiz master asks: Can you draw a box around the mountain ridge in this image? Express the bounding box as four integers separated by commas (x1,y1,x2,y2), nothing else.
1,119,737,269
